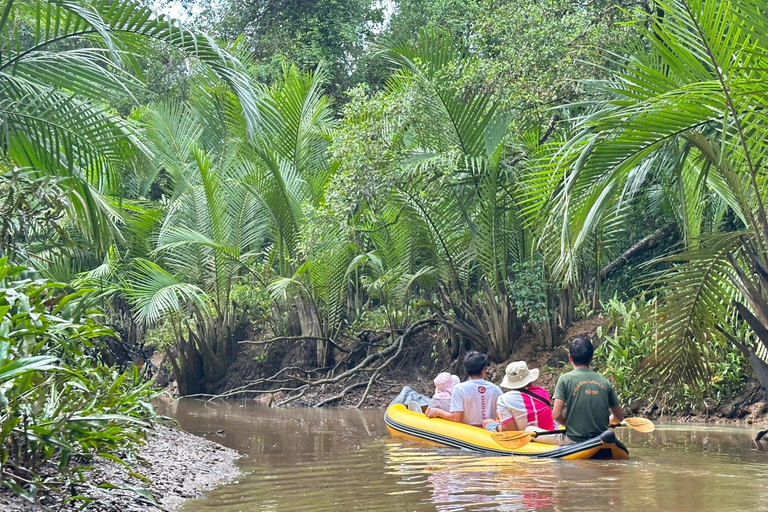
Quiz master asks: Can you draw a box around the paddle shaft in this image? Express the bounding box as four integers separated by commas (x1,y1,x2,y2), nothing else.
526,428,561,437
499,420,640,439
529,422,624,436
492,417,653,449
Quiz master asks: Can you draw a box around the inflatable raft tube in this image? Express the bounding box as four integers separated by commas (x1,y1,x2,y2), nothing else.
384,403,629,460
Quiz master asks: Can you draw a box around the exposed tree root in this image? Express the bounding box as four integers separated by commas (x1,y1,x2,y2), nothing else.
192,317,439,407
240,336,351,353
314,381,369,407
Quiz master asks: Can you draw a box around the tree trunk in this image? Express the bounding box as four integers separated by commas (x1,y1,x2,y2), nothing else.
591,222,677,286
558,287,573,333
436,283,462,358
469,279,522,362
171,337,205,396
538,317,555,349
723,239,768,397
295,296,331,366
720,326,768,399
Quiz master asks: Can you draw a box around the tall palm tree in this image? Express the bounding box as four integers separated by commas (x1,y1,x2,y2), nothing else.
132,99,271,394
546,0,768,392
252,65,353,366
0,0,260,253
375,29,563,361
116,65,344,391
75,94,268,395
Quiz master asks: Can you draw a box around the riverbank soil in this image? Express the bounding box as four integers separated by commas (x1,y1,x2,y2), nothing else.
155,316,768,425
0,426,240,511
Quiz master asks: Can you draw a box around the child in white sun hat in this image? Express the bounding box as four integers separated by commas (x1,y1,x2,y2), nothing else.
428,372,460,412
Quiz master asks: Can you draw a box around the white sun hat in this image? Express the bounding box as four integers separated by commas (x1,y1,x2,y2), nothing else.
500,361,540,390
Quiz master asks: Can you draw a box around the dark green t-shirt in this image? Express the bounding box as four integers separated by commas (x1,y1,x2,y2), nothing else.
553,368,620,443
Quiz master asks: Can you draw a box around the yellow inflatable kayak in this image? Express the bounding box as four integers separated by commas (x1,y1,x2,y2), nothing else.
385,403,629,460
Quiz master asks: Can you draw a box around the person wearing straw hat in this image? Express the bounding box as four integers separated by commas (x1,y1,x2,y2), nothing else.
482,361,556,438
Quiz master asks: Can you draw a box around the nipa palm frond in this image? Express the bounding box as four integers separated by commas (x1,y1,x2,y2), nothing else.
123,258,209,325
638,232,744,389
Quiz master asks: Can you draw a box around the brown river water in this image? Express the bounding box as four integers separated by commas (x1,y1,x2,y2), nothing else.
161,399,768,512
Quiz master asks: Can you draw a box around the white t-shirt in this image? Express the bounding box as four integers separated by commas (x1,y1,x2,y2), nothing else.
497,391,527,429
449,379,502,427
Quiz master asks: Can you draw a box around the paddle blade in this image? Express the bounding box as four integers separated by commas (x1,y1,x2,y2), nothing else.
490,431,534,449
622,417,655,433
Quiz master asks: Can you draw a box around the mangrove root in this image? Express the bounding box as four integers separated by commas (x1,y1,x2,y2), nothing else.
187,317,440,408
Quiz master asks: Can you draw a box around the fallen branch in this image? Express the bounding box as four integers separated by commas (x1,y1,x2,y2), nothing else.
278,317,439,407
239,335,350,353
355,318,428,407
175,318,438,407
173,366,325,404
314,381,369,408
276,386,307,406
591,222,676,286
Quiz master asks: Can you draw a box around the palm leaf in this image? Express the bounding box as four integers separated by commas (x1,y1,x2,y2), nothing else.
638,233,743,388
122,259,209,325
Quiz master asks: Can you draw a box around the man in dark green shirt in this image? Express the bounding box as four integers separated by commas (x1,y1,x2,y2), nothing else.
552,336,624,444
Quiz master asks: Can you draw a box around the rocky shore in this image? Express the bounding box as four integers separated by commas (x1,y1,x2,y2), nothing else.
0,426,240,511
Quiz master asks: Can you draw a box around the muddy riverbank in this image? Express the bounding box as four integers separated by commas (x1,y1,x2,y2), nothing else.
166,315,768,426
0,426,240,511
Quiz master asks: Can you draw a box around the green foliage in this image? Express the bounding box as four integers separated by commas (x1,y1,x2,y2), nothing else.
328,84,412,218
594,299,657,405
508,262,549,324
349,307,393,332
595,298,750,409
197,0,384,94
0,0,261,250
466,0,645,111
546,0,768,393
0,169,71,262
7,0,766,447
141,319,178,352
230,278,272,326
0,258,157,499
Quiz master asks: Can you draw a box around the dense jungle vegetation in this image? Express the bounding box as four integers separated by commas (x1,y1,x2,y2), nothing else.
3,0,768,501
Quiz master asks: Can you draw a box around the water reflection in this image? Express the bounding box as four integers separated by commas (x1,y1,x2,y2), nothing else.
163,398,768,512
384,445,557,511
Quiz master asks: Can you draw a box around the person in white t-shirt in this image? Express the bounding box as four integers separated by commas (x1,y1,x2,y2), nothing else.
425,351,502,427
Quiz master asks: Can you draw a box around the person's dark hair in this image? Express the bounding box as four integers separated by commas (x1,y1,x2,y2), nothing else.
463,351,487,377
569,336,594,366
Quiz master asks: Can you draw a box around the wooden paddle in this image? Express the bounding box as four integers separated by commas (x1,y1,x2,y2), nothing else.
490,417,655,449
491,428,562,449
619,417,655,433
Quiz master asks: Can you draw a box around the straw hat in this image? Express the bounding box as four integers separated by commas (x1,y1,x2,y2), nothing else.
500,361,539,389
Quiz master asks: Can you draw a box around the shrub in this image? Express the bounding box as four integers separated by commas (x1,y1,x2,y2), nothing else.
595,297,751,411
0,258,157,501
594,298,656,406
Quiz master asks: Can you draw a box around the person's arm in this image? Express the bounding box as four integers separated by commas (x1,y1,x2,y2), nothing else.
607,384,623,425
608,405,624,425
552,398,566,426
496,418,526,432
427,386,464,422
426,408,462,423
